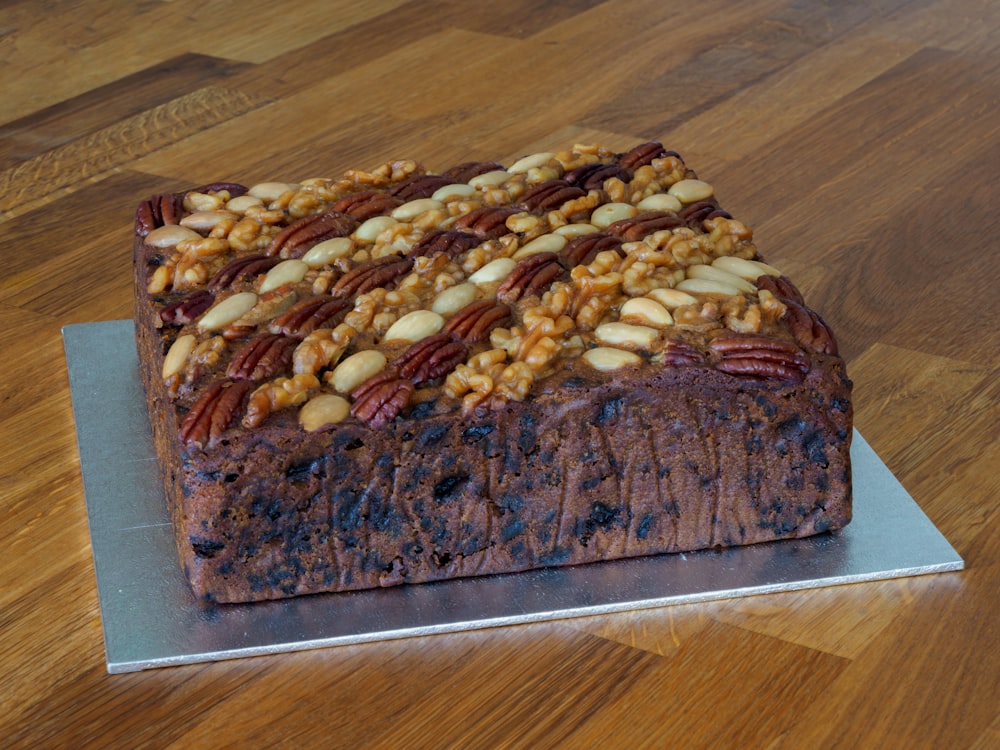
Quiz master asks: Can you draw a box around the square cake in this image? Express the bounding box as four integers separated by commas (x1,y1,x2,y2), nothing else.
133,141,853,603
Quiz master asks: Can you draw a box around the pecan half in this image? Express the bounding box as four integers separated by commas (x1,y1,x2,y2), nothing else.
135,194,183,236
617,142,681,171
559,233,624,268
441,161,505,182
179,379,254,448
190,181,249,197
680,200,730,230
226,333,298,381
453,206,518,239
406,229,479,260
350,371,414,429
269,296,351,338
207,254,280,290
443,300,513,343
516,179,587,213
496,253,567,303
331,256,414,298
394,333,469,383
563,162,631,190
660,339,706,367
755,274,805,305
264,210,357,258
604,210,684,241
710,332,809,382
782,300,839,356
159,290,215,327
331,190,404,220
388,174,454,200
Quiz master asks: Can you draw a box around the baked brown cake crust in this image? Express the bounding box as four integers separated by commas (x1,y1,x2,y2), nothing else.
133,141,852,603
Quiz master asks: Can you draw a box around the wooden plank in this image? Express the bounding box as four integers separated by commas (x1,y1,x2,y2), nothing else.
0,54,255,169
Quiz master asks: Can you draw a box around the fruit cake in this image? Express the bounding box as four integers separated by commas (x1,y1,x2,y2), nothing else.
133,140,853,603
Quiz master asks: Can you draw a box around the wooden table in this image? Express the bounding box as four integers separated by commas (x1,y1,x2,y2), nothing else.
2,1,997,747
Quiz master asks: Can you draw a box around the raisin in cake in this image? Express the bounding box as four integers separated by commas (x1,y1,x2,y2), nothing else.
133,141,852,603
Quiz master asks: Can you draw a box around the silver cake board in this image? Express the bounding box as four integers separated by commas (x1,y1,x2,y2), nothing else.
63,320,964,673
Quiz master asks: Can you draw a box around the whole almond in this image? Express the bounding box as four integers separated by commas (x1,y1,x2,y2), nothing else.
299,393,351,431
582,346,642,371
198,292,258,331
329,350,387,393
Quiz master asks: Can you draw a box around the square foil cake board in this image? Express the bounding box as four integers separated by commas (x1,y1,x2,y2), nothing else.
64,320,964,674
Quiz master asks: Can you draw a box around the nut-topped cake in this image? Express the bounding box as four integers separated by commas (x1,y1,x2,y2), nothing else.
133,140,853,603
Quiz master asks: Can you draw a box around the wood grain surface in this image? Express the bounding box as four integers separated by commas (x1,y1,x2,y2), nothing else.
2,1,998,747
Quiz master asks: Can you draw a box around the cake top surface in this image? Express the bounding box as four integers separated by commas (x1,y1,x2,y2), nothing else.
136,141,839,447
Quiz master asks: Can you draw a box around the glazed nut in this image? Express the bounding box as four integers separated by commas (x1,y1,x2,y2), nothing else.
508,152,555,173
676,277,744,296
590,202,638,228
197,292,258,331
299,393,351,431
668,179,714,204
512,233,568,260
145,225,201,248
432,183,477,201
469,170,510,189
179,210,239,232
619,298,673,327
382,309,445,343
259,259,309,293
469,257,517,284
329,350,387,393
582,346,642,371
594,321,660,349
646,287,699,308
355,216,399,243
710,256,783,280
301,237,354,268
686,264,757,293
162,334,196,379
249,182,297,202
636,193,683,213
553,223,599,238
226,195,264,212
432,282,479,315
391,198,445,220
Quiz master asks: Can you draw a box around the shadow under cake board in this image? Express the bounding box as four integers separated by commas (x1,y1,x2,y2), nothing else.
63,320,964,673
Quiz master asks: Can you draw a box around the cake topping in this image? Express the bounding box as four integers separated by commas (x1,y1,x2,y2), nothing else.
140,141,840,437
